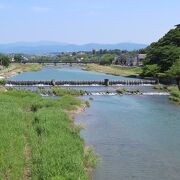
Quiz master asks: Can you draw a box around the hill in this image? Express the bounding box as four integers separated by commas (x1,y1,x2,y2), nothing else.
145,26,180,71
0,42,147,54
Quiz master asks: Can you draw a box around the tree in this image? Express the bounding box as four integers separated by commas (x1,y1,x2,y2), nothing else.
142,64,160,82
166,60,180,90
146,45,180,71
145,27,180,71
0,54,11,67
14,54,23,62
100,54,115,65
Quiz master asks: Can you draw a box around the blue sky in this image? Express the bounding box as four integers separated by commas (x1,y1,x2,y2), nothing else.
0,0,179,44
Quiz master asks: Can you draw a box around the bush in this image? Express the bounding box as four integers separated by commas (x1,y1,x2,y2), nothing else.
116,87,126,94
142,64,160,77
167,86,180,104
153,84,165,91
0,54,11,67
0,79,6,85
85,101,90,107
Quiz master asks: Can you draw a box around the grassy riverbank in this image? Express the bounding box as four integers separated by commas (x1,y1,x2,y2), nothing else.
0,89,96,179
0,63,42,79
85,64,142,77
167,86,180,105
153,84,180,105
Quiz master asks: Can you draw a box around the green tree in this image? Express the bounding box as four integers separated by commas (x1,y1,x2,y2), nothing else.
100,54,115,65
145,27,180,71
142,64,160,82
0,54,11,67
60,56,73,62
14,54,23,62
166,60,180,90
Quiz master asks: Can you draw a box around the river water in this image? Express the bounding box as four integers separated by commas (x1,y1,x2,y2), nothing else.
11,66,180,180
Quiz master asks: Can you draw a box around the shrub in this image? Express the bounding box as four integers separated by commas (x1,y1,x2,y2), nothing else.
52,87,85,96
0,79,6,85
116,87,126,94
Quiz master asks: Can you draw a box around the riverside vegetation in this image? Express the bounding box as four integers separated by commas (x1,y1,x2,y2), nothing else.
0,89,97,179
168,86,180,104
116,87,142,95
153,84,180,104
85,64,142,77
37,86,86,96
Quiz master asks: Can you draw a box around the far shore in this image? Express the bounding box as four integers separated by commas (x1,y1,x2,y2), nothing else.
83,64,143,77
0,63,42,79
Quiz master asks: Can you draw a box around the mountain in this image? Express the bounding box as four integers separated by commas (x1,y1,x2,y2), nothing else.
0,42,147,54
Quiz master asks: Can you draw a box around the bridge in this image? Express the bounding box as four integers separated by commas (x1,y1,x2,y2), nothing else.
19,60,100,64
6,79,156,86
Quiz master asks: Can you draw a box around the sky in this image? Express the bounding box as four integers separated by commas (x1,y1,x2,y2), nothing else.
0,0,179,45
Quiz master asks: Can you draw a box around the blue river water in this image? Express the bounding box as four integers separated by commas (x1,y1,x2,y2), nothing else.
76,95,180,180
10,66,134,81
11,66,180,180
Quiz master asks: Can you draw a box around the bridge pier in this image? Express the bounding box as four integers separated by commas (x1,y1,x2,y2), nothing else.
104,79,109,86
51,79,56,86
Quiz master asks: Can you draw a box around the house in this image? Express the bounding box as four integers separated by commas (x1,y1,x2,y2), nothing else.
137,54,146,66
113,53,146,66
22,56,29,62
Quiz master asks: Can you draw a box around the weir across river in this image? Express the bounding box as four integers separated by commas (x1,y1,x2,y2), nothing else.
6,79,156,86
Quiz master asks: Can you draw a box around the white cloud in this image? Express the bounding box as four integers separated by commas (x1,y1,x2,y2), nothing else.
32,6,50,12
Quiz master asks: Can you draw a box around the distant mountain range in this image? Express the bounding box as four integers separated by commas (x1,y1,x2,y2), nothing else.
0,42,148,54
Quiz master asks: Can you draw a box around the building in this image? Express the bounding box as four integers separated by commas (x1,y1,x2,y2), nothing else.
113,53,146,66
137,54,146,66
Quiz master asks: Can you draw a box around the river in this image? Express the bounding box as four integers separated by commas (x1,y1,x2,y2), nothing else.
10,65,180,180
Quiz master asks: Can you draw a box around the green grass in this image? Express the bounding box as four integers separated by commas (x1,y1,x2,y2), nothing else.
0,85,6,92
153,84,166,91
116,87,142,95
52,87,85,96
116,87,126,94
167,86,180,104
0,63,42,79
85,64,142,77
38,87,86,97
0,89,95,179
